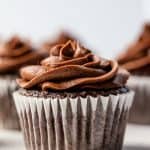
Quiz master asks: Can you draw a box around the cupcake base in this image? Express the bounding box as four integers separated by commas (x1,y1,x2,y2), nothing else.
128,76,150,124
0,74,20,130
13,88,134,150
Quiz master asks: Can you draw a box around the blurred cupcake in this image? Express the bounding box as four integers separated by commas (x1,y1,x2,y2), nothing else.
41,30,79,52
0,36,46,130
13,40,134,150
117,23,150,124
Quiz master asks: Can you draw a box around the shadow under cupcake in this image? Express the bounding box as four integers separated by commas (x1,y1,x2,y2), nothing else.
0,36,46,130
117,22,150,124
13,40,134,149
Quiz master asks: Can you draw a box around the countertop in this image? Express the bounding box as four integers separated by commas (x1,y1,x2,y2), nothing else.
0,124,150,150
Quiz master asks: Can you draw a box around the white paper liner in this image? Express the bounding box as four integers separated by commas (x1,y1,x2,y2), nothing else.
13,91,134,150
127,76,150,124
0,75,20,129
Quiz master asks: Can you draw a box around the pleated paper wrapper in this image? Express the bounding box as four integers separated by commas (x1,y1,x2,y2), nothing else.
13,91,134,150
0,75,20,129
128,76,150,124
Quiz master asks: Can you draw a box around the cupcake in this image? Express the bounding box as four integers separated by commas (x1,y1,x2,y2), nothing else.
13,40,134,150
0,36,46,129
117,23,150,124
41,30,78,52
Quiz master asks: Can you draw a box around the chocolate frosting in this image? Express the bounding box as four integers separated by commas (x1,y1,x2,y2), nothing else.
117,23,150,72
0,36,46,73
17,40,129,91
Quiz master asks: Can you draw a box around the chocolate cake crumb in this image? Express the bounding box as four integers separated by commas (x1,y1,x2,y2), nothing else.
18,86,129,99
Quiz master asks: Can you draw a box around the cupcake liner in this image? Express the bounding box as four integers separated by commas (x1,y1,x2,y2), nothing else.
0,75,20,129
13,91,134,150
127,76,150,124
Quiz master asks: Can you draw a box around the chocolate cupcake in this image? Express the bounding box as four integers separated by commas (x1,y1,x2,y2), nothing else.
0,36,46,130
117,23,150,124
13,41,134,150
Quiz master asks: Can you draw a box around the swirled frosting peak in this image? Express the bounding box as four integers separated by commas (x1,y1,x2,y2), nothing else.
42,31,78,52
117,23,150,73
17,40,129,91
0,36,46,73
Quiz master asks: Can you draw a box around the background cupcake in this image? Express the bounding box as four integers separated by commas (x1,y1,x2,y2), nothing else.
14,40,134,150
117,23,150,124
0,36,46,130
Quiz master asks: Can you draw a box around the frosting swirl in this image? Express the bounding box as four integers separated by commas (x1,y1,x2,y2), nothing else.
0,36,46,73
17,40,129,91
117,23,150,71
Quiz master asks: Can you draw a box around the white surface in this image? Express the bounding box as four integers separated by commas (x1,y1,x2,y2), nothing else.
124,124,150,149
0,130,24,150
0,0,144,58
0,124,150,150
125,125,150,147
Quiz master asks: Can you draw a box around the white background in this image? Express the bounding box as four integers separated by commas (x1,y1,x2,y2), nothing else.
0,0,149,58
